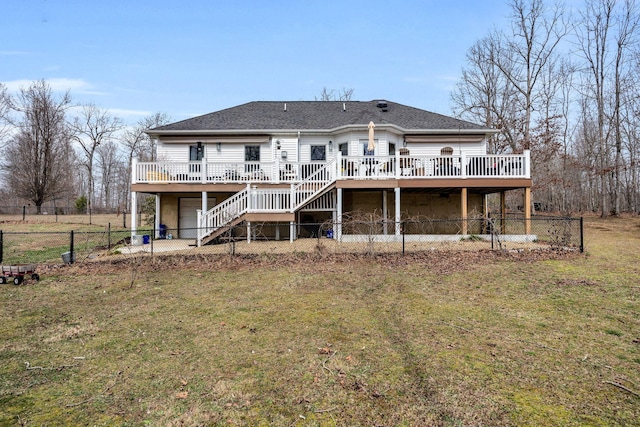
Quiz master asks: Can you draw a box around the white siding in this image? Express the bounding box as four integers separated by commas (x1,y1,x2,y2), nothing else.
157,141,188,162
156,133,488,164
273,136,298,162
299,136,330,162
405,140,487,157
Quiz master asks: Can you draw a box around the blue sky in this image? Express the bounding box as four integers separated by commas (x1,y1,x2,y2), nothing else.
1,0,512,124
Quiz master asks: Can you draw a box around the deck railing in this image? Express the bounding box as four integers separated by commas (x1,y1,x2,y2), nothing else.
194,160,337,245
133,152,530,184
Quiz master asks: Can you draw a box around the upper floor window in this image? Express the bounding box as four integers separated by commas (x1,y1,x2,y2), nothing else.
245,145,260,162
245,145,261,173
189,144,204,161
361,139,377,156
311,145,326,161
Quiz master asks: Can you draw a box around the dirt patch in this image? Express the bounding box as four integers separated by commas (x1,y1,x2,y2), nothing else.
37,248,582,278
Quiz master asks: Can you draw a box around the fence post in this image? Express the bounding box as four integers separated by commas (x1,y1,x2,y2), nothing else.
108,223,111,251
0,230,3,264
401,220,405,255
580,217,584,253
123,211,127,228
22,206,26,221
69,230,75,264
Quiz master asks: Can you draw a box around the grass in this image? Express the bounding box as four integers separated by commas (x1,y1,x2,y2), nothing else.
0,216,639,426
0,213,129,230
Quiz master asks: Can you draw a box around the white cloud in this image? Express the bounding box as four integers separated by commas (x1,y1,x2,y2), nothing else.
1,77,92,93
46,78,92,92
66,106,151,122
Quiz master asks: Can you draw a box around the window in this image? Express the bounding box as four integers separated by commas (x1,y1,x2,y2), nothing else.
339,142,348,156
245,145,261,173
310,145,326,161
189,144,204,161
389,143,396,156
245,145,260,161
189,144,204,175
362,140,376,156
441,146,454,156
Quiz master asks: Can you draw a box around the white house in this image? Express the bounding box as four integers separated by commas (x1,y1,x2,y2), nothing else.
132,100,531,245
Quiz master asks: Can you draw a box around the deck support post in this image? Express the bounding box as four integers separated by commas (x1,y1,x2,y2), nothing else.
483,194,489,217
395,187,401,236
201,191,208,216
247,222,251,243
155,195,160,238
500,191,507,235
337,188,343,240
382,191,388,235
524,187,531,235
461,187,468,235
131,190,137,236
290,221,295,242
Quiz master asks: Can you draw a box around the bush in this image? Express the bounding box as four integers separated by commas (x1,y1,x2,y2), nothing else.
75,196,87,214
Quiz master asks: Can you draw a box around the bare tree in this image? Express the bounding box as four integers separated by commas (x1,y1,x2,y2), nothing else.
496,0,569,150
1,80,74,212
118,112,171,211
121,112,171,164
451,34,524,153
96,139,124,209
71,104,123,220
611,0,639,214
574,0,639,216
0,83,12,146
316,87,354,101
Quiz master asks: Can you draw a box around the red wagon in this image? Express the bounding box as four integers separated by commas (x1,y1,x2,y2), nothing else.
1,264,40,285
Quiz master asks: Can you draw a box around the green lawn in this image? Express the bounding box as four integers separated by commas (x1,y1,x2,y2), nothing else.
0,216,638,426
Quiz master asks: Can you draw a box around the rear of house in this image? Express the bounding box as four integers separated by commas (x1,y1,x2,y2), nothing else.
131,100,532,245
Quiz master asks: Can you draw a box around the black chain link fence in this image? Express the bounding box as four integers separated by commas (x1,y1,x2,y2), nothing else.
0,217,583,266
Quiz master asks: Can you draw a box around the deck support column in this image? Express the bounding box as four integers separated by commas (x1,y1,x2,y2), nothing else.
247,222,251,243
500,191,507,235
395,187,401,236
483,194,488,218
155,195,160,238
382,190,388,235
290,222,295,242
337,188,343,240
524,187,531,235
201,191,208,214
131,190,137,236
461,187,468,235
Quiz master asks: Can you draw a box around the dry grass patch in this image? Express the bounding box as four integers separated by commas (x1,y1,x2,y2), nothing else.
0,217,639,426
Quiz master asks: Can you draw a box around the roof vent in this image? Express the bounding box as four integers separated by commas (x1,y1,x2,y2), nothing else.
376,101,388,112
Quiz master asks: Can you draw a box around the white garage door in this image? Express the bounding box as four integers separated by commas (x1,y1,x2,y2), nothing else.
179,197,216,239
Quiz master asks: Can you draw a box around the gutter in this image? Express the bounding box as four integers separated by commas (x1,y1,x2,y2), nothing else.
147,125,499,138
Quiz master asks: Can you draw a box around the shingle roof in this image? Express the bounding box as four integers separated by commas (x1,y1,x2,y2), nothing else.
151,100,491,133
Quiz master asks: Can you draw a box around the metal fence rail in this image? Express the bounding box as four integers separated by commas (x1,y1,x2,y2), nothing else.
0,217,583,265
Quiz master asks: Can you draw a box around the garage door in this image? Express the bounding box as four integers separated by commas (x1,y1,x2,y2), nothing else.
178,197,216,239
